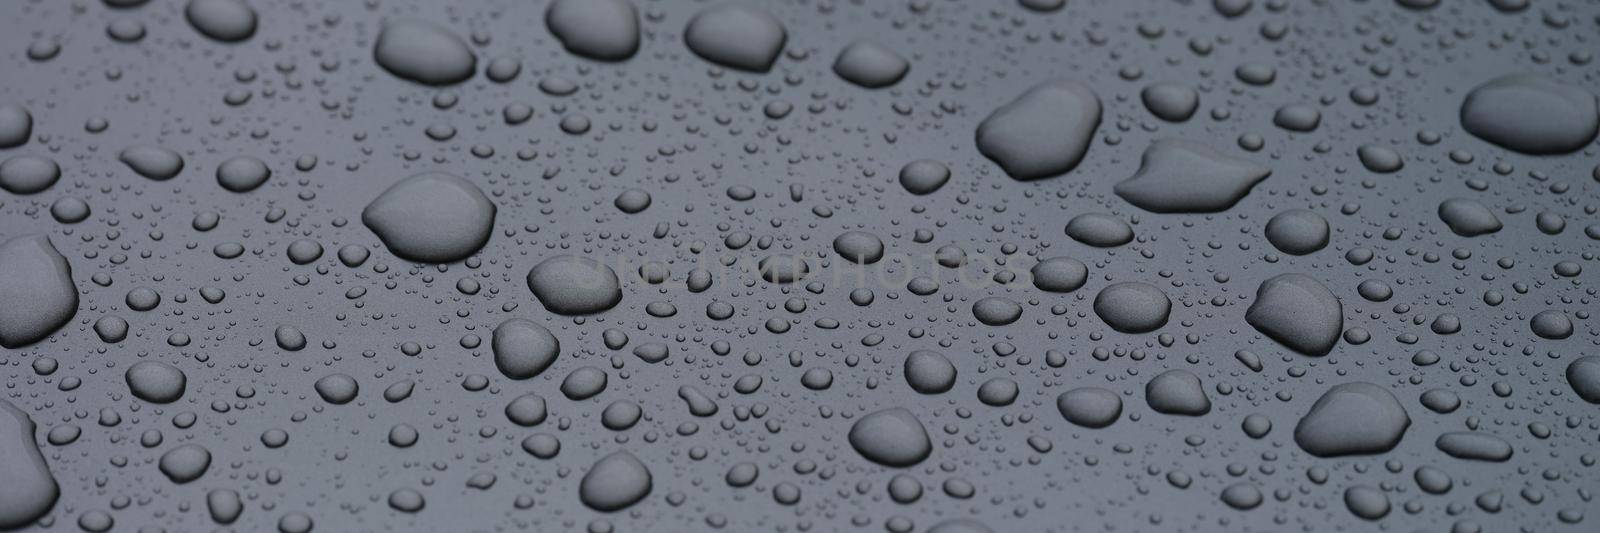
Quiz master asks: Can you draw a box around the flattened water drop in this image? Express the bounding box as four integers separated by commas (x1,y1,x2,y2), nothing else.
118,146,184,181
1115,140,1271,213
1435,432,1513,462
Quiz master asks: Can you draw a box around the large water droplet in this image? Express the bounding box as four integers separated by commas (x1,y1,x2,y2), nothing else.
0,235,78,349
1460,74,1598,154
374,19,477,86
362,172,496,263
546,0,640,61
975,80,1101,180
526,255,623,315
1294,382,1410,457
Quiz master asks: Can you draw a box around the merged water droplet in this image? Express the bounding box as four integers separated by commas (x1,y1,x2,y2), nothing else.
1114,140,1271,213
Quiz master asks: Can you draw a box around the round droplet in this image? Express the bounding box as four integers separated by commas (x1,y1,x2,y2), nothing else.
1141,82,1198,122
1356,145,1403,173
0,156,59,194
1437,198,1502,237
1566,356,1600,404
0,400,61,529
119,146,184,181
215,156,270,192
0,104,31,148
684,4,787,72
1530,310,1573,339
313,374,359,404
1031,257,1087,293
0,235,79,349
1093,282,1170,333
1294,382,1410,457
374,19,477,86
903,350,956,394
898,160,950,195
185,0,258,42
158,444,211,483
526,255,623,314
546,0,640,61
363,172,496,263
1065,213,1133,247
833,40,909,88
833,231,884,264
1245,274,1342,356
1056,387,1122,428
849,408,932,468
1145,370,1210,416
493,319,561,379
1264,209,1329,255
972,297,1022,326
976,80,1101,180
579,451,652,512
126,361,186,404
1460,74,1598,154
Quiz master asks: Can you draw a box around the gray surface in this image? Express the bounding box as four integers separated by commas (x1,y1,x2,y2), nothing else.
2,0,1599,532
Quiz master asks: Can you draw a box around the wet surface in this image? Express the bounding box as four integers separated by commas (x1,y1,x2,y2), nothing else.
2,0,1600,531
